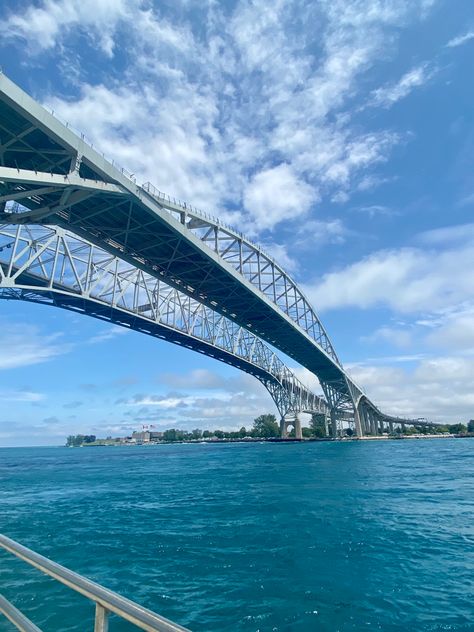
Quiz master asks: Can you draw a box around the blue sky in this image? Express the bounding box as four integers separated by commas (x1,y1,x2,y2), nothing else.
0,0,473,445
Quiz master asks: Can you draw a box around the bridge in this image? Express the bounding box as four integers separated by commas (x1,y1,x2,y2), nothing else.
0,223,328,436
0,72,437,438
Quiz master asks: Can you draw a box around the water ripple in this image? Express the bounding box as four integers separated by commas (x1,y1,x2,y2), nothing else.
0,439,473,631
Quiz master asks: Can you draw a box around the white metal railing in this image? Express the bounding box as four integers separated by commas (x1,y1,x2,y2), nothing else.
0,534,190,632
141,181,277,265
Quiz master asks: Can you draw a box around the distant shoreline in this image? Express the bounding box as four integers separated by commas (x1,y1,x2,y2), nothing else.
69,433,473,447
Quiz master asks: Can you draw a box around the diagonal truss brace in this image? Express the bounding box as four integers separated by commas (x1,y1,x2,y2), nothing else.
0,223,328,420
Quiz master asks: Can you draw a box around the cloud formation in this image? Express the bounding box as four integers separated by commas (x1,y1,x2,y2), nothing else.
446,30,474,48
347,356,474,422
305,227,474,314
3,0,436,234
0,323,70,370
369,63,435,108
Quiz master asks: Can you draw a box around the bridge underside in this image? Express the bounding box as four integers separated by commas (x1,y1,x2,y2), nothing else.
0,73,435,437
0,73,356,415
0,223,328,425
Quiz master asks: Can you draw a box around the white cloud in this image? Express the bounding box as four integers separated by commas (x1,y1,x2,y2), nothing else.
120,377,275,429
305,235,474,313
357,174,394,191
159,368,230,390
370,63,435,108
0,390,45,402
425,307,474,352
112,367,281,429
446,30,474,48
260,242,299,274
4,0,130,56
364,326,413,348
129,395,202,409
295,219,349,248
87,325,129,344
418,222,474,246
348,356,474,422
243,164,317,231
354,204,394,217
0,324,70,369
10,0,436,237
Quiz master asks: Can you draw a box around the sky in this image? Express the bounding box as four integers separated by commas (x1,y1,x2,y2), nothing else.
0,0,473,446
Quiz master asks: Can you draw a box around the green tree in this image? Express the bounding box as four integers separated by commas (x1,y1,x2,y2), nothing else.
448,423,467,434
191,428,203,440
66,434,93,447
163,429,178,442
238,426,247,438
467,420,474,433
309,413,326,438
252,414,280,438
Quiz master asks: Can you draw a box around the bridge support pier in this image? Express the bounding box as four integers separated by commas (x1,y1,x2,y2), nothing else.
365,409,371,435
280,414,302,440
364,409,370,436
354,406,364,438
370,411,378,435
389,421,394,434
353,406,363,438
330,409,338,439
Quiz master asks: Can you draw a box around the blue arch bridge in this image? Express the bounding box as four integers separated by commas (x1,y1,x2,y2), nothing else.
0,73,437,438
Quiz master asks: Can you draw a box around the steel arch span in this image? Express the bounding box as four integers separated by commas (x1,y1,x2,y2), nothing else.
0,223,328,432
0,73,432,435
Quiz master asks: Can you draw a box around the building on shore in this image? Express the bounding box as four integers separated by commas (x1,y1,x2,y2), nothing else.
131,430,164,444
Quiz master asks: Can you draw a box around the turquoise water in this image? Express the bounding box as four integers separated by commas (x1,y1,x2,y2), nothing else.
0,440,473,631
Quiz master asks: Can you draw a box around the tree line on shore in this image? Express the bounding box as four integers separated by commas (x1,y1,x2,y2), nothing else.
66,414,326,446
66,416,474,446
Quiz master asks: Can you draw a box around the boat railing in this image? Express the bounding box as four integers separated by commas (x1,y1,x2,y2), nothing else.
0,533,190,632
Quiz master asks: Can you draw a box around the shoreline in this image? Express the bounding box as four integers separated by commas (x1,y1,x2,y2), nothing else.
72,433,473,447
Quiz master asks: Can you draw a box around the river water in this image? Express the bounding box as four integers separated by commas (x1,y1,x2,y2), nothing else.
0,439,473,631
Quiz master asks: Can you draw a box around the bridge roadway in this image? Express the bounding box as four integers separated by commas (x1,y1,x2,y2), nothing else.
0,73,430,435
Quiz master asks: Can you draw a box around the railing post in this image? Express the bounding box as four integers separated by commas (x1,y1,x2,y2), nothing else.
94,603,109,632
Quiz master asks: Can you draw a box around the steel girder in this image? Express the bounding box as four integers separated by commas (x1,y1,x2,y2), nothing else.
0,223,328,420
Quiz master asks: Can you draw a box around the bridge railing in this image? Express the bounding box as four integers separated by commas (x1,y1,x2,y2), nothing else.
0,533,190,632
141,181,277,265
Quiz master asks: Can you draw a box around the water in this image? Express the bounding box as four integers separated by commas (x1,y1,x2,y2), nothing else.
0,439,473,631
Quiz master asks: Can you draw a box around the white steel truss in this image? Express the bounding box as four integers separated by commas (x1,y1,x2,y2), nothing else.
0,73,437,435
0,223,328,421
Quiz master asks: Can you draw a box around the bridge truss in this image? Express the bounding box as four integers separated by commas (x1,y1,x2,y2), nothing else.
0,223,328,434
0,72,438,436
